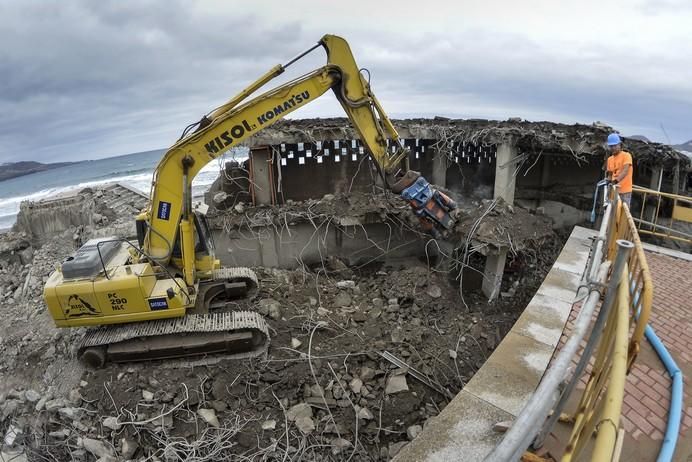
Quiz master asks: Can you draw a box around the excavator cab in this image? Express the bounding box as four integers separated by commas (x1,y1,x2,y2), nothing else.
165,208,218,278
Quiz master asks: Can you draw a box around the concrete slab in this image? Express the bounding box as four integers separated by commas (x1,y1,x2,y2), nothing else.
392,390,513,462
537,268,581,304
512,293,572,348
464,332,556,416
570,225,598,241
552,233,592,274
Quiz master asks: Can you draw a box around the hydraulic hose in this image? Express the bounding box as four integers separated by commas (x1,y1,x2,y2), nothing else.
632,285,683,462
645,324,683,462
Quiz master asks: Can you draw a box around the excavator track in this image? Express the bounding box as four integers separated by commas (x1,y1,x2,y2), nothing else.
78,311,269,368
203,267,260,304
77,267,268,368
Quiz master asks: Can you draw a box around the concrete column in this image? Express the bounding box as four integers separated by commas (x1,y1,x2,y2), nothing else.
249,147,273,205
649,166,662,190
494,142,518,205
432,149,447,188
673,161,680,195
539,155,550,205
482,250,507,301
483,141,517,300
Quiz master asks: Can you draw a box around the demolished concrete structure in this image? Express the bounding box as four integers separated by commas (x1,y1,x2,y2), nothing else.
207,117,690,299
1,117,687,461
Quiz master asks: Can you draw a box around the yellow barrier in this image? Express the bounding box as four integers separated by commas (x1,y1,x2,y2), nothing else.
563,265,630,461
631,185,692,245
607,200,654,369
560,192,654,462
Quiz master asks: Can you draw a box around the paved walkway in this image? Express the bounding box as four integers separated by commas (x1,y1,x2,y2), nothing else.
553,247,691,461
619,250,692,462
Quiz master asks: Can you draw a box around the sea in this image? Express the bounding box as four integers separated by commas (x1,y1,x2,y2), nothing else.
0,148,248,232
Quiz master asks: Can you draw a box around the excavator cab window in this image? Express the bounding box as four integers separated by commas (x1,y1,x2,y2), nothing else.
194,212,215,255
171,213,214,259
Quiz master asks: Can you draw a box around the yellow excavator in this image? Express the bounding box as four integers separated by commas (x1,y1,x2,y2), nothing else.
43,35,457,367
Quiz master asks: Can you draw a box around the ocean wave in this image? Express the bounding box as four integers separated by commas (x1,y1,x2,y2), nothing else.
89,167,154,181
0,162,226,229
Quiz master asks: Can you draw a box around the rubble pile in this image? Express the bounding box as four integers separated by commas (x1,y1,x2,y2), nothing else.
212,191,555,253
0,186,565,461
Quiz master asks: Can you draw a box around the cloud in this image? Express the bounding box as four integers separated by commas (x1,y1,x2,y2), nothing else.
0,0,690,163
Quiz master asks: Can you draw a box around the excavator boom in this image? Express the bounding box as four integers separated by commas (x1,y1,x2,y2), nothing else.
143,35,410,282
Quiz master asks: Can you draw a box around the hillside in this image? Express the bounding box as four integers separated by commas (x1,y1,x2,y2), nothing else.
674,140,692,153
0,161,76,182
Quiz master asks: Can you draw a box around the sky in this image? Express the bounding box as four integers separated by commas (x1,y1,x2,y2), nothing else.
1,0,691,163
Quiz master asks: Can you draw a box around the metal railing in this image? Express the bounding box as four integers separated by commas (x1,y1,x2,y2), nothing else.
607,197,654,370
485,186,654,462
631,185,692,245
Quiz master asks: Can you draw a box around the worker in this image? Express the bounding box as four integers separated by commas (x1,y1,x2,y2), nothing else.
605,133,634,207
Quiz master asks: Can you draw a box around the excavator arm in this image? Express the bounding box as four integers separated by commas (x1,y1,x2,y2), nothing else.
141,35,454,286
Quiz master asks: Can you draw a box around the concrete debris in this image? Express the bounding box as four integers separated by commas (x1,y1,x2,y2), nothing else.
120,437,138,459
360,367,376,381
310,384,324,398
0,448,27,462
336,280,356,289
102,416,121,431
48,429,70,439
58,407,81,420
81,438,115,459
389,441,408,458
385,375,409,395
349,378,363,394
4,423,22,446
258,298,282,320
493,420,513,433
213,191,228,204
390,327,404,343
261,419,277,431
333,291,352,307
331,437,352,455
141,390,154,401
357,407,374,420
44,398,65,412
197,408,220,427
294,416,316,434
291,337,302,349
23,390,40,403
407,424,423,440
426,284,442,298
286,403,313,422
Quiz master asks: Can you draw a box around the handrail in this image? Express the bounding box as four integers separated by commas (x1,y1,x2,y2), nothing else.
608,199,654,369
487,185,655,461
631,185,692,245
563,260,631,461
632,185,692,202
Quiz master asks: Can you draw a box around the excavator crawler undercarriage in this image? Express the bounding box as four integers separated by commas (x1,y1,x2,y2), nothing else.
77,268,268,368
